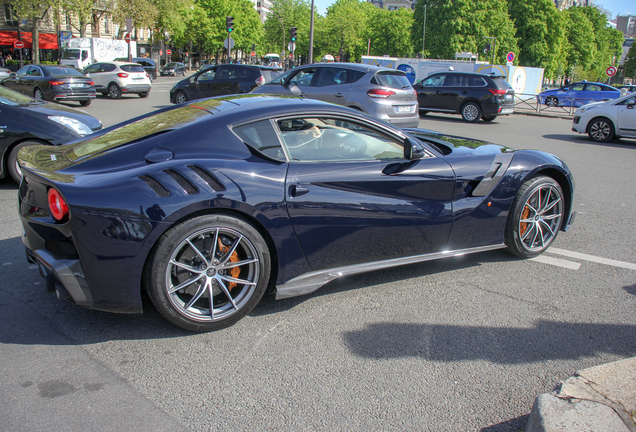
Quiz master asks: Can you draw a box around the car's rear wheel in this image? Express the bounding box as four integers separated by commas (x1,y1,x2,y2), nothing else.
461,102,481,122
175,91,188,104
33,88,43,100
139,92,149,98
108,83,122,99
587,117,614,142
545,96,558,107
7,140,42,184
505,176,564,258
145,214,271,332
482,114,496,122
79,99,92,106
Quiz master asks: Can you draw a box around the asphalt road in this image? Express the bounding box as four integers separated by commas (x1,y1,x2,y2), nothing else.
1,82,635,431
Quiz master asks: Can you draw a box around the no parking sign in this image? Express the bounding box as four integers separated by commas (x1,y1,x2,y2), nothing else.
506,52,515,63
606,66,617,77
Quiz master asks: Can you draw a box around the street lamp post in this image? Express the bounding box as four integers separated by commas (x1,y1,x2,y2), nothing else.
309,0,315,64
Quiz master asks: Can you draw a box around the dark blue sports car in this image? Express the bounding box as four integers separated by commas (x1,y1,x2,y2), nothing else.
18,96,575,331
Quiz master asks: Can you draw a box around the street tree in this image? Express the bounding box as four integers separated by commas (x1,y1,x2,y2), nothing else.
508,0,567,79
624,43,636,81
11,0,55,64
324,0,376,62
61,0,115,38
367,7,414,57
563,7,597,79
262,0,312,61
577,6,624,81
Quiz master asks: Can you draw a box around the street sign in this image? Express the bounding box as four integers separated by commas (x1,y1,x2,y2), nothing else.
159,50,163,56
287,42,296,52
223,38,235,50
506,52,515,63
13,40,24,49
336,56,340,61
167,49,172,56
250,51,256,57
125,33,130,43
606,66,617,77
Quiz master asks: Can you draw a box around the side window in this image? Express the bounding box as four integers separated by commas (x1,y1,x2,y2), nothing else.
101,64,116,72
233,120,286,161
276,117,405,162
569,83,585,91
85,64,100,74
618,96,636,106
198,68,216,81
289,68,316,86
81,50,88,61
443,74,463,87
422,74,445,87
586,84,601,92
468,76,486,87
316,68,351,87
347,69,365,83
217,66,238,80
266,69,293,85
16,66,30,76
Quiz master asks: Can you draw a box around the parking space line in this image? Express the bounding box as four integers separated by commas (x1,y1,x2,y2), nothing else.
530,255,581,270
547,248,636,271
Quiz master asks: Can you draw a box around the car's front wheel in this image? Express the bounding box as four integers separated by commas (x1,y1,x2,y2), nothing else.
461,102,481,122
145,214,271,332
108,83,122,99
587,117,614,142
545,96,558,107
505,176,564,258
174,91,188,104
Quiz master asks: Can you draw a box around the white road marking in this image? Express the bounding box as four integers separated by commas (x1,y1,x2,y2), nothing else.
548,248,636,271
530,255,581,270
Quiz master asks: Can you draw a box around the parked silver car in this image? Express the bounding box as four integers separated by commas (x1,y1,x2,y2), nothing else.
251,63,420,128
83,61,151,99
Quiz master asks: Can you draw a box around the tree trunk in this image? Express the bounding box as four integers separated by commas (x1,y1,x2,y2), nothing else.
32,17,40,64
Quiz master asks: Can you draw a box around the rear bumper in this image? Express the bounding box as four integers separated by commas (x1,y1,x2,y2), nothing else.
53,94,96,102
121,84,151,94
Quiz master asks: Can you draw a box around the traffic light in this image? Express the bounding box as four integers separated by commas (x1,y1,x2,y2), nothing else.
226,16,234,33
290,27,297,42
484,43,491,53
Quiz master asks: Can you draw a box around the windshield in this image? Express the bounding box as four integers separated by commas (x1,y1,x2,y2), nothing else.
164,63,179,68
44,66,85,77
62,49,81,60
0,85,40,106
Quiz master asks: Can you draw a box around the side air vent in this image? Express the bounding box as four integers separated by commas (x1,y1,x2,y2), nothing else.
139,175,170,197
187,165,226,192
163,169,199,195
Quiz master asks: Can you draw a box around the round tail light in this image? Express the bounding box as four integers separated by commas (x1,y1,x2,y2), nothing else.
48,188,69,222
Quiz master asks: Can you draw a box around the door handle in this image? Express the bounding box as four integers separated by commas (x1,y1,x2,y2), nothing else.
289,185,309,197
299,93,307,98
334,93,343,97
436,90,441,94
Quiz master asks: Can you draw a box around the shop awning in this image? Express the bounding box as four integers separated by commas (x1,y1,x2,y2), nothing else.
0,31,58,49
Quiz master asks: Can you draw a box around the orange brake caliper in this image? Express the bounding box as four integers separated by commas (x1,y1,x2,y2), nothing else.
218,238,241,291
520,205,531,237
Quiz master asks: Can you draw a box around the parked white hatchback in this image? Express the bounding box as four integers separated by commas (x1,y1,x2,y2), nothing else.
572,92,636,142
83,61,151,99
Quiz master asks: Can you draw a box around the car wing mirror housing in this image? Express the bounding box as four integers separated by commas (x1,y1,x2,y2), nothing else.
404,137,425,160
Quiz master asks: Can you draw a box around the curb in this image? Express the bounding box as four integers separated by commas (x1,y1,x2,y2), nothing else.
526,357,636,432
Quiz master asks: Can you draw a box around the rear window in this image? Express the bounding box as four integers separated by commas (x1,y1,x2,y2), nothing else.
371,72,411,89
45,66,84,77
121,64,145,73
492,77,512,90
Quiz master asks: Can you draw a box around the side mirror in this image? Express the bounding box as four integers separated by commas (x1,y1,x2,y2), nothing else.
627,99,636,107
563,87,569,91
403,137,425,160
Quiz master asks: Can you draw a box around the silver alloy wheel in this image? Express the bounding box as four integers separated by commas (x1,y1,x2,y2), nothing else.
517,184,563,253
108,84,120,99
175,92,187,104
462,104,479,122
34,88,43,100
546,96,558,107
165,227,260,323
589,119,612,141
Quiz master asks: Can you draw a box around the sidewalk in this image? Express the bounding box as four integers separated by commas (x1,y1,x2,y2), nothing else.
526,357,636,432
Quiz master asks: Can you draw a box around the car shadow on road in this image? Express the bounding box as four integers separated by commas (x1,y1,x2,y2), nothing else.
479,415,529,432
542,133,636,149
420,113,502,125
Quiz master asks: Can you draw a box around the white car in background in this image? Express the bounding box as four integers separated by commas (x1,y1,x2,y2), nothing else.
572,92,636,142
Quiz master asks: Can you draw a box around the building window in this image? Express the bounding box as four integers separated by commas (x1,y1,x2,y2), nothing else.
103,14,110,34
5,4,18,27
65,14,72,31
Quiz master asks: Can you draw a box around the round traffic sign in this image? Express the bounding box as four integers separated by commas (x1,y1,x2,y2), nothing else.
13,40,24,49
159,50,163,56
506,52,515,63
167,49,172,56
124,33,130,43
250,51,256,57
606,66,617,77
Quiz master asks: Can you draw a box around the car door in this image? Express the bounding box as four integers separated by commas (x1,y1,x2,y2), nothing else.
3,66,30,94
22,66,43,96
277,116,455,271
211,65,247,95
616,95,636,138
416,73,447,110
310,67,352,105
565,83,585,106
187,67,217,99
83,63,105,91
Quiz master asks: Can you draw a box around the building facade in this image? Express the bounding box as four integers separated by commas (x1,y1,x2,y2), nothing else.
368,0,416,11
616,15,636,37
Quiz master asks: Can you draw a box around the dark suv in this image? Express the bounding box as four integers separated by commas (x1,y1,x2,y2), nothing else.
170,64,281,104
414,71,514,122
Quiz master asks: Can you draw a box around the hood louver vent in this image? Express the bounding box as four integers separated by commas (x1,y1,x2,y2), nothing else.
187,165,226,192
163,169,199,195
139,175,170,197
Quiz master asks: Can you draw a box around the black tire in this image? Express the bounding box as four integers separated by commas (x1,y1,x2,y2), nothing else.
420,110,428,116
139,92,149,98
7,140,43,184
145,214,271,332
482,114,496,122
108,83,121,99
545,96,558,107
174,91,188,104
505,176,564,258
587,117,614,142
148,74,154,82
79,99,92,106
461,102,481,122
33,88,44,100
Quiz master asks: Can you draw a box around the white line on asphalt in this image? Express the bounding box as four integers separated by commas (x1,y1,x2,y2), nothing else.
547,248,636,271
530,255,581,270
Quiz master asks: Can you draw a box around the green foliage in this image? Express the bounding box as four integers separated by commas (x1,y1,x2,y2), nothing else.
625,44,636,80
263,0,312,58
324,0,377,62
411,0,518,64
367,7,414,57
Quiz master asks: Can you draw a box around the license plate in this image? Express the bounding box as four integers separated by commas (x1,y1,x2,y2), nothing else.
398,106,411,112
69,83,85,88
133,78,144,81
506,94,513,100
